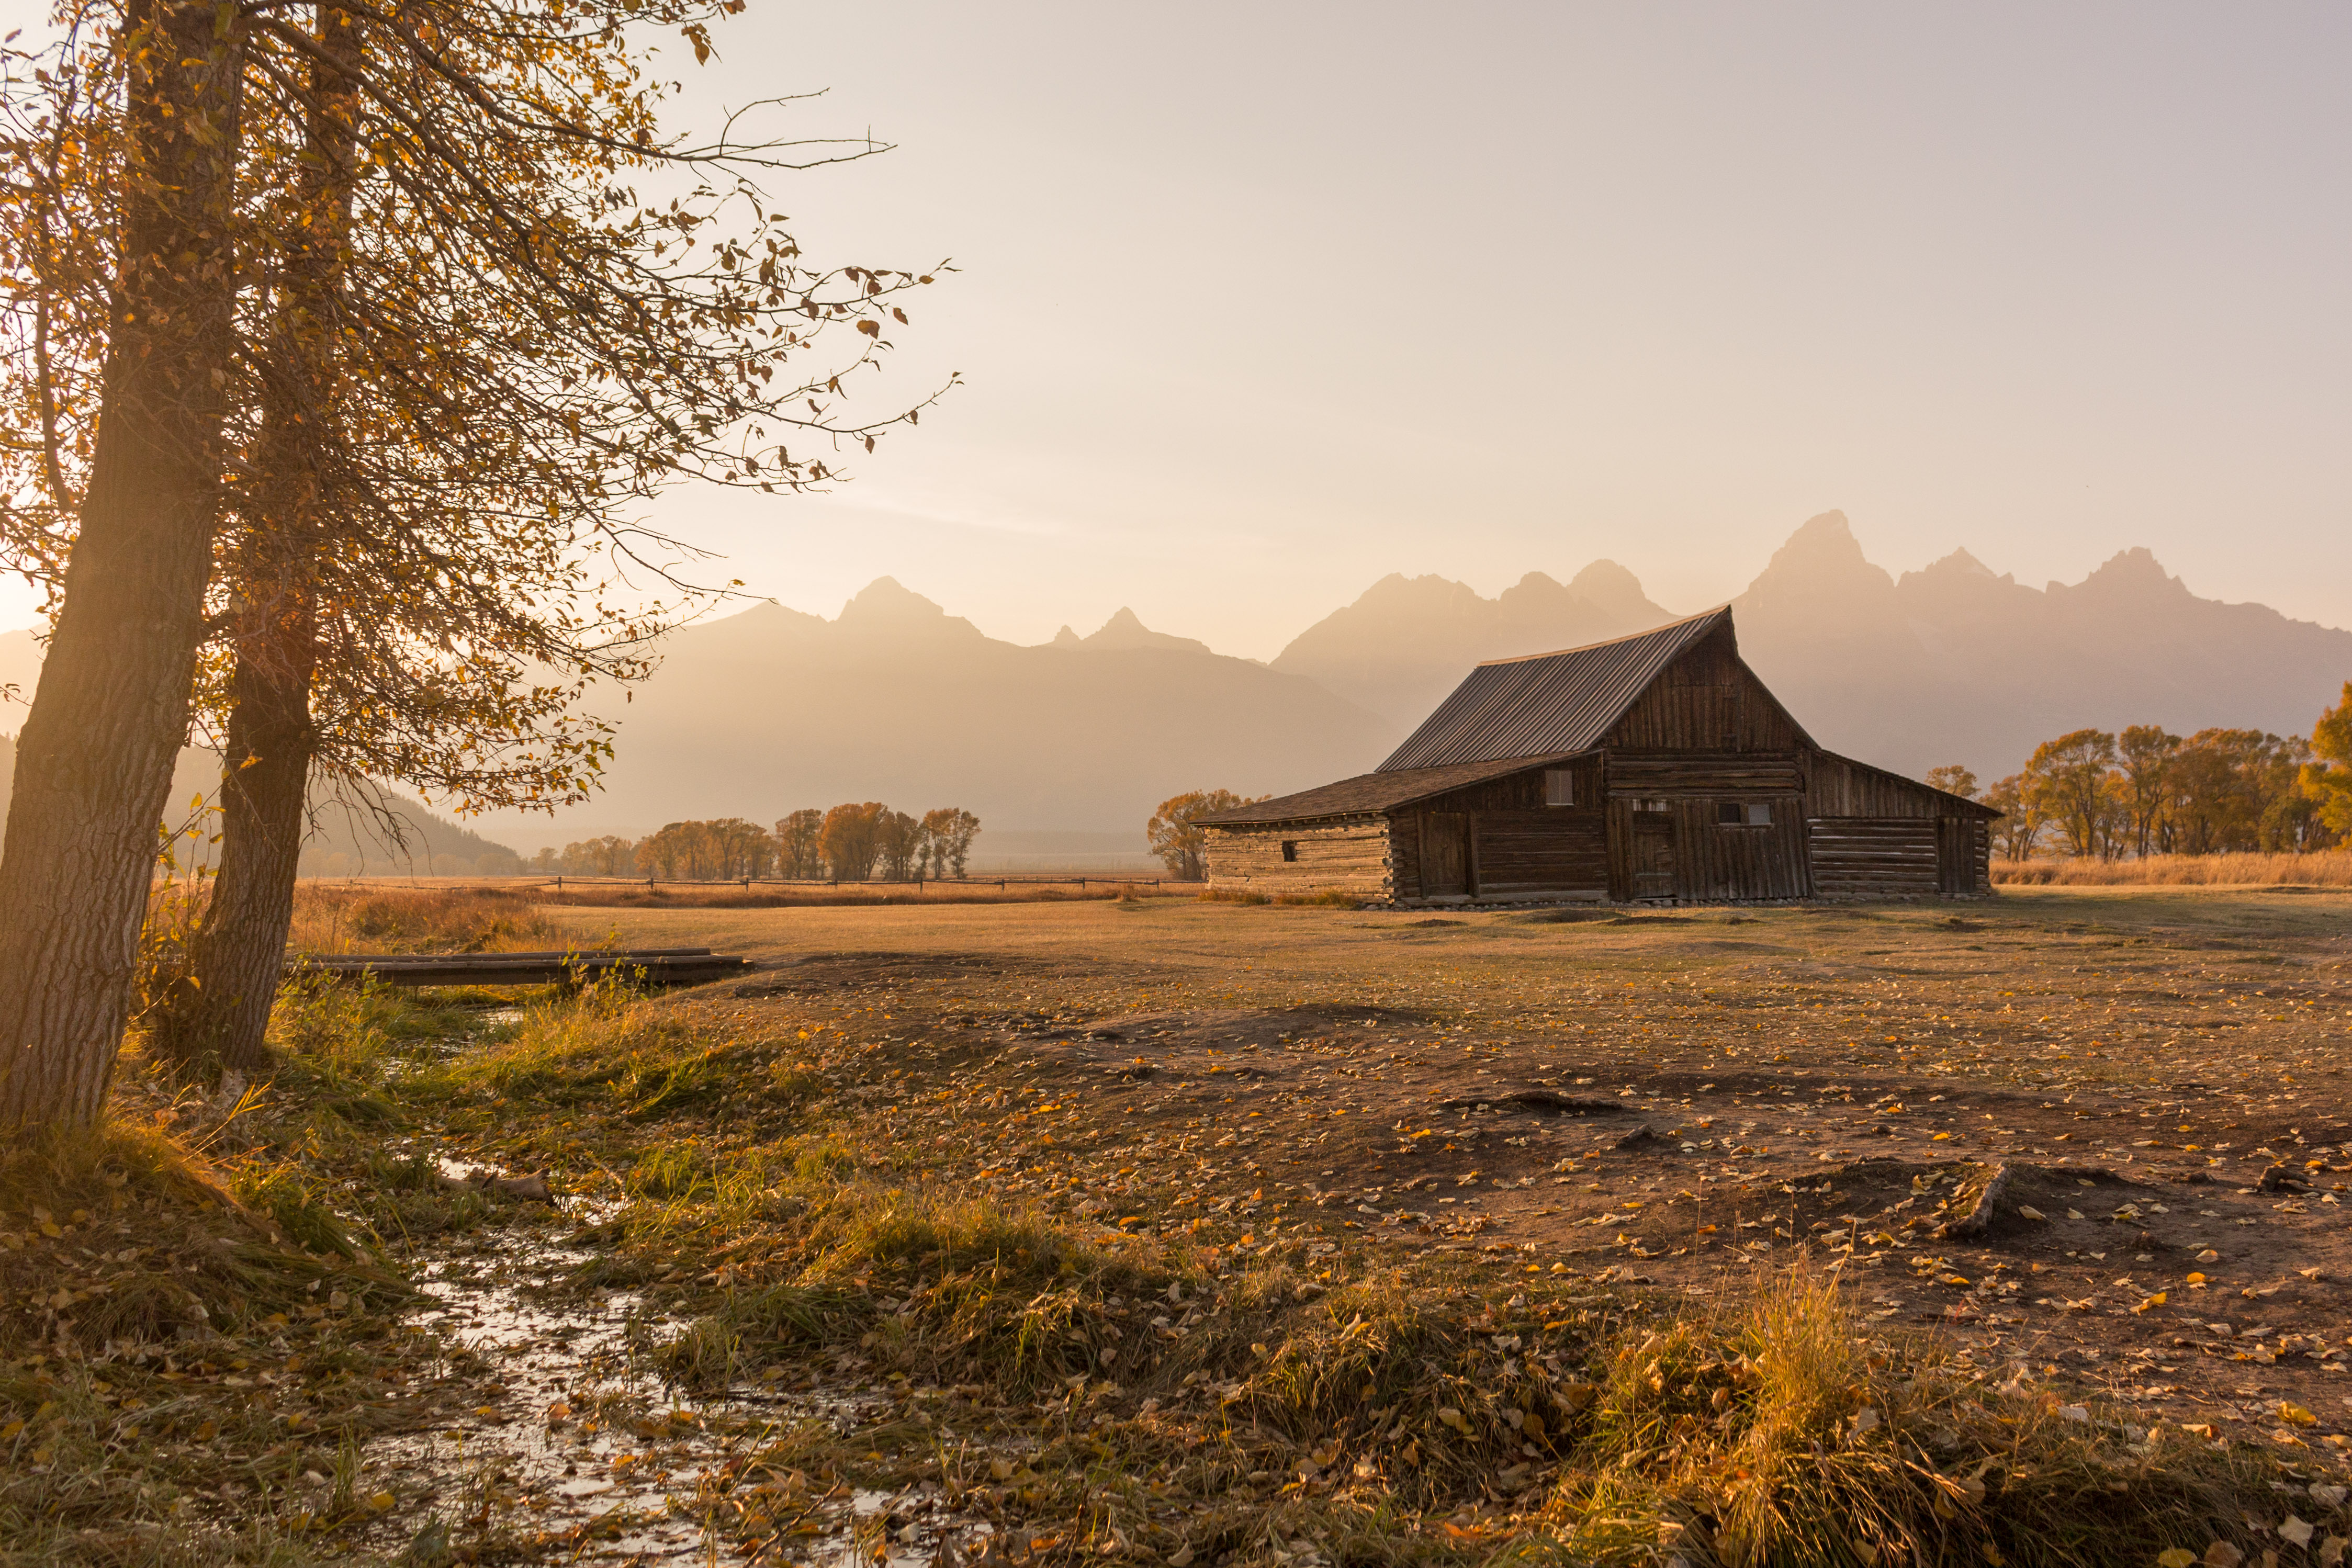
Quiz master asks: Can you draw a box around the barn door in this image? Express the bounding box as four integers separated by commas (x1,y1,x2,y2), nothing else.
1420,814,1468,897
1631,813,1677,901
1935,818,1972,896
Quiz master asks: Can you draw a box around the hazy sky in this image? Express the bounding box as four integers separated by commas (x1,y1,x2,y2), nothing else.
7,2,2349,660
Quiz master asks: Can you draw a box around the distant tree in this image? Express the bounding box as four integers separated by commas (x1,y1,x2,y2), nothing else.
2023,729,2118,859
921,807,980,877
876,809,922,879
820,802,888,879
1980,774,2040,861
2114,726,2180,858
577,836,639,877
1148,789,1259,881
775,810,825,878
2302,683,2352,843
2162,728,2305,854
1923,765,1979,800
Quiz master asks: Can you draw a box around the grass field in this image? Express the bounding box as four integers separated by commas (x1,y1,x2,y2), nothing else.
6,885,2349,1566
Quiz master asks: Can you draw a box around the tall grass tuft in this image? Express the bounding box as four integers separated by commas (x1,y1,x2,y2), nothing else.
284,883,565,954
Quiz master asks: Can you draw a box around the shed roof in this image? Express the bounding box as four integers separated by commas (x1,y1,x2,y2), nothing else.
1195,753,1577,827
1378,607,1741,771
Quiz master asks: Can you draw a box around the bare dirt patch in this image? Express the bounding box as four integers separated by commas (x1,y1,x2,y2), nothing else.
598,886,2352,1453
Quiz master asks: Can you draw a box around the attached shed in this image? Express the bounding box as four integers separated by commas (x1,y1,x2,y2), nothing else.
1199,607,1996,905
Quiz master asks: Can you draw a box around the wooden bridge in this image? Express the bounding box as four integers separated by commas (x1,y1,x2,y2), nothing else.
287,946,753,988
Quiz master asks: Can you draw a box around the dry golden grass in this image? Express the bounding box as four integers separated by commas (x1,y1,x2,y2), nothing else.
1992,850,2352,886
283,882,565,954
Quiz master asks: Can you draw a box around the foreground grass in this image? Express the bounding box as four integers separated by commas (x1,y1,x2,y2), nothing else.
420,988,2332,1568
7,949,2344,1567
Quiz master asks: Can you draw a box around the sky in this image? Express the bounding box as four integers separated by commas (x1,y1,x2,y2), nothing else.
5,1,2349,660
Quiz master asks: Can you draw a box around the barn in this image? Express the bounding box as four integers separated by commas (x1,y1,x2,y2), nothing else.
1198,607,1997,905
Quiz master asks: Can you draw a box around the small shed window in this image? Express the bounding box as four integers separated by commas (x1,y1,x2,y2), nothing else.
1747,802,1772,826
1719,802,1772,826
1280,841,1299,862
1717,802,1743,826
1635,798,1670,814
1543,769,1575,806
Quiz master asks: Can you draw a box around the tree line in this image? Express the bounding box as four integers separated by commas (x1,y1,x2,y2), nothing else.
528,805,981,881
1928,683,2352,861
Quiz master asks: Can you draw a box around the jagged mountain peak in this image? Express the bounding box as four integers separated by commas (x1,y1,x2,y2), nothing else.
835,577,985,640
1079,608,1214,655
2060,545,2191,600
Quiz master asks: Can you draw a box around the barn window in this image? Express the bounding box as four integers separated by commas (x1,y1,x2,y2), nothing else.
1717,802,1743,825
1719,802,1773,826
1281,841,1299,862
1747,802,1772,826
1543,769,1575,806
1635,798,1670,814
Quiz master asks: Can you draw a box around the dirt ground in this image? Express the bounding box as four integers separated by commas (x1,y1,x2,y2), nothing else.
561,886,2352,1451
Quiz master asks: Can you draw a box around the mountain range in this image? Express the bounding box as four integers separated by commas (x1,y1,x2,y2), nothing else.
6,511,2349,858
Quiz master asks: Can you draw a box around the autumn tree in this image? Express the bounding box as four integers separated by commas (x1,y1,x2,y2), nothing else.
2022,729,2117,860
3,0,947,1103
1923,765,1978,800
2114,725,2180,858
875,809,922,879
1147,789,1257,881
819,802,886,879
0,0,251,1126
2302,683,2352,842
920,807,978,878
775,810,825,877
1979,774,2040,862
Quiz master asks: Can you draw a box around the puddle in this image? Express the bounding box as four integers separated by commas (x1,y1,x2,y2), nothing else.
342,1214,1004,1564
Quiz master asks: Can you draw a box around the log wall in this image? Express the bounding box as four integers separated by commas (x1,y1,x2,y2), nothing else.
1393,757,1610,901
1203,818,1394,898
1808,818,1940,898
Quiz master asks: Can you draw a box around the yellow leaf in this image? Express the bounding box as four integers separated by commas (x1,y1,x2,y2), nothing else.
2281,1402,2319,1427
2158,1551,2198,1568
367,1490,396,1511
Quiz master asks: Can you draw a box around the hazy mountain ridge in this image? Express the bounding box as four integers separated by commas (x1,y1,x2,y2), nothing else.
1269,561,1678,726
466,578,1400,845
9,517,2346,852
1727,513,2352,779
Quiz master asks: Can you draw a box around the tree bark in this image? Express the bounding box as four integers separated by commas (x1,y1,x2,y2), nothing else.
152,618,318,1074
0,0,247,1133
152,2,359,1077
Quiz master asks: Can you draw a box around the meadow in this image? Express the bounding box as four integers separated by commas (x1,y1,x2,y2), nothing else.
6,884,2350,1566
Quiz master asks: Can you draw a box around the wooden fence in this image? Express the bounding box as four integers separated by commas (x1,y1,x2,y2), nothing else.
533,874,1169,893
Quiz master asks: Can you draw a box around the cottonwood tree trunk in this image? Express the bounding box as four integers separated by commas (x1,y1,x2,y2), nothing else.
153,3,359,1077
152,618,318,1074
0,0,248,1133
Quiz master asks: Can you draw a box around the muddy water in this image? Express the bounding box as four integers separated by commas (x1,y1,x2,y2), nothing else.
354,1206,1000,1566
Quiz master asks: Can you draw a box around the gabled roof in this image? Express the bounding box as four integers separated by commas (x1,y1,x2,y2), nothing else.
1195,753,1578,827
1379,607,1743,772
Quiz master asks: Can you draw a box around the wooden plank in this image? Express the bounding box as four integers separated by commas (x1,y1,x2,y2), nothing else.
292,952,753,987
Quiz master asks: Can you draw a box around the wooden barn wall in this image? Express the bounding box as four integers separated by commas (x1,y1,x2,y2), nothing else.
1808,818,1939,898
1807,752,1959,820
1413,755,1603,816
1604,796,1809,902
1605,753,1805,797
1205,820,1394,897
1464,811,1608,897
1602,631,1804,753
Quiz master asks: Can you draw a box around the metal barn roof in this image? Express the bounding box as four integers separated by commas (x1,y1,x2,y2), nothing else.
1377,607,1734,772
1194,753,1577,827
